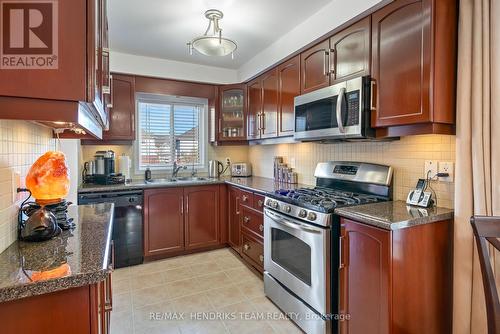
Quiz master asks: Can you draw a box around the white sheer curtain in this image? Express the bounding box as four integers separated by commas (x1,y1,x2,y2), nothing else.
453,0,500,332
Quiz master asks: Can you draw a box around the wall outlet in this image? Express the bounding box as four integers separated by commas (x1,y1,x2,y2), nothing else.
424,160,438,180
225,157,231,166
438,161,454,182
11,171,20,204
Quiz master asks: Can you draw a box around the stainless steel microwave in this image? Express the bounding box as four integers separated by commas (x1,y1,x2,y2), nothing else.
294,76,374,141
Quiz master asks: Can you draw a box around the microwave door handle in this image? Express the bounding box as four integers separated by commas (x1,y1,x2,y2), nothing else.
336,87,346,133
264,209,322,234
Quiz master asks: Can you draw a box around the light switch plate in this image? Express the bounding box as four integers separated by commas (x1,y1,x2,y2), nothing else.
424,160,438,180
11,171,20,204
438,161,454,182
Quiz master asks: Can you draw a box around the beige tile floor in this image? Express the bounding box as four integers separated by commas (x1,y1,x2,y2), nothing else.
111,247,304,334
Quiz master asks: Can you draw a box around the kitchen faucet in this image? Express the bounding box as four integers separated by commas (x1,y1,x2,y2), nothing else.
172,161,187,179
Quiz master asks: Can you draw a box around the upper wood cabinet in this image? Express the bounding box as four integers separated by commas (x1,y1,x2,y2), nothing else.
339,217,453,334
0,0,110,138
184,185,220,250
103,74,136,141
300,40,330,94
371,0,457,135
247,78,262,140
218,84,247,142
277,55,301,137
329,16,371,83
261,69,279,138
144,188,185,258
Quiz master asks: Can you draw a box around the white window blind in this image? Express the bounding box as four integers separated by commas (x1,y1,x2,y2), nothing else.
137,94,207,171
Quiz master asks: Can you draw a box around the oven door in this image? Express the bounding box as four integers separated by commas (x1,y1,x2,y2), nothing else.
264,208,330,315
294,76,365,141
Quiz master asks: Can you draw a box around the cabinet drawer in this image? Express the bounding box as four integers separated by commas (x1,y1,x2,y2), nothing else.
240,189,253,207
241,232,264,272
241,206,264,238
253,193,265,212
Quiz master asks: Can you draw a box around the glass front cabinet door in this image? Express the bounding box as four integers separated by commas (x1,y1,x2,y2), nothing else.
218,85,247,141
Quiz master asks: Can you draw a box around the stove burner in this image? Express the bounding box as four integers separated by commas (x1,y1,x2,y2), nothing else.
271,187,380,213
23,200,75,230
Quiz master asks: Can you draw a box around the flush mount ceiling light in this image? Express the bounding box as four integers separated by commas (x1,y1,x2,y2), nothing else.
187,9,237,58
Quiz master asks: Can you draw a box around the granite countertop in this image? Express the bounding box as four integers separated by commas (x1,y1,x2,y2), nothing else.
335,200,454,230
0,203,114,303
78,176,309,195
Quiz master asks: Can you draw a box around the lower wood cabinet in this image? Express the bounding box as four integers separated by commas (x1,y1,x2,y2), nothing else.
143,185,222,260
184,186,220,250
339,218,453,334
228,185,265,273
144,188,184,257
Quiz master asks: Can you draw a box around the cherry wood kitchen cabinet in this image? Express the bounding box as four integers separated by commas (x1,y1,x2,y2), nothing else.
218,84,247,142
0,0,110,138
329,16,371,83
277,55,301,137
371,0,457,135
184,185,220,250
228,186,242,252
247,78,262,140
144,188,185,258
261,69,279,138
144,185,223,260
339,218,453,334
81,73,136,144
300,40,331,94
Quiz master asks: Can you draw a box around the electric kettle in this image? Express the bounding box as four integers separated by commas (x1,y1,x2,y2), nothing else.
208,160,224,178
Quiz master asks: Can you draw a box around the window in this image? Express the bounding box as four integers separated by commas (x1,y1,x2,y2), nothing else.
136,94,208,171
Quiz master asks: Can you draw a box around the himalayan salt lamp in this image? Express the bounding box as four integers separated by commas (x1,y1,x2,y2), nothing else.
26,151,70,202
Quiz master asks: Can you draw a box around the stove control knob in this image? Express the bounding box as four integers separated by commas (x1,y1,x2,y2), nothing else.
307,212,317,221
298,209,307,218
283,205,292,213
270,201,279,209
265,199,272,206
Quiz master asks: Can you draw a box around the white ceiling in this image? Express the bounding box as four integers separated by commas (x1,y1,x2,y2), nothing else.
108,0,332,70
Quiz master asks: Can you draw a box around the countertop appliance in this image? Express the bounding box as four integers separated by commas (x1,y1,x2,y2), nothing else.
294,76,374,141
208,160,225,178
231,162,252,177
78,191,144,268
263,161,393,334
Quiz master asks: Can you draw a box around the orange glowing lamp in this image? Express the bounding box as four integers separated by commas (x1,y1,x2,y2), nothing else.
26,151,70,204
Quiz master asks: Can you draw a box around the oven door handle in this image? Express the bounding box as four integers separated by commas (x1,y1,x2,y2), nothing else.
264,209,323,234
336,87,346,134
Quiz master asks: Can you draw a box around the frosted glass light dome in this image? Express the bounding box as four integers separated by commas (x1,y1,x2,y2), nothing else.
187,9,237,58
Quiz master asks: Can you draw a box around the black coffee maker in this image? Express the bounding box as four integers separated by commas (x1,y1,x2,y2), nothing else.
88,150,124,185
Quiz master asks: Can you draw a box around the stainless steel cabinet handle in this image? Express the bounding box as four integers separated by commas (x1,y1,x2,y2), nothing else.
259,255,264,262
244,244,250,251
323,50,329,76
336,87,346,134
259,224,264,232
243,216,250,223
329,49,336,75
106,74,114,108
370,80,376,111
242,195,248,202
339,236,345,269
257,200,263,207
261,113,265,132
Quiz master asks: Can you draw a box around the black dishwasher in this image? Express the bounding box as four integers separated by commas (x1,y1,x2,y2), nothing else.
78,190,143,268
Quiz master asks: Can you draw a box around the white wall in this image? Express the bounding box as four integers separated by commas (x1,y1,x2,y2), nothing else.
110,51,239,84
237,0,390,82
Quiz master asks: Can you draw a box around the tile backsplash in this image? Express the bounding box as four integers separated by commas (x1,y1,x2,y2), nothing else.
80,143,249,181
248,135,456,209
0,120,56,253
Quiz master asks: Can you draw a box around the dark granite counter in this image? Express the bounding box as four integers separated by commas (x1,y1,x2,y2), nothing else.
78,176,309,195
335,200,454,230
0,203,114,303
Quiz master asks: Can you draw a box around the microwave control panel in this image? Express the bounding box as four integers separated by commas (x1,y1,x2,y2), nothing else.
345,90,360,126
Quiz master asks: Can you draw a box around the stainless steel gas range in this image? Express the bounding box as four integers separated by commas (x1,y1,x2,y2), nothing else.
263,161,393,334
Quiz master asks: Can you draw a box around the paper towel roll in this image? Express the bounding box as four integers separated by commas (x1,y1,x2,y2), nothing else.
118,155,131,180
